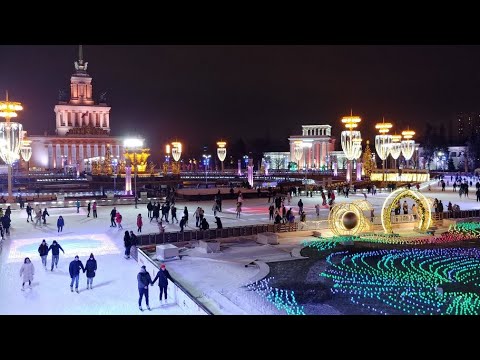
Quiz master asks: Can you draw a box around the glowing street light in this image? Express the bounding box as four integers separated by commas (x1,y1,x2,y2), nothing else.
217,141,227,171
293,140,303,170
171,141,182,162
389,134,402,169
341,111,362,183
202,154,211,187
401,129,415,167
0,92,25,202
375,118,393,185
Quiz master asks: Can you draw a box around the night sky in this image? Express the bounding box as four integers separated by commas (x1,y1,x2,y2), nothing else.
1,45,480,163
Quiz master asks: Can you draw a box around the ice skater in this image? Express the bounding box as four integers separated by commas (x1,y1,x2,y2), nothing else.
42,207,49,224
20,257,35,291
76,199,81,213
48,240,65,271
115,211,123,229
92,201,97,218
57,216,65,232
26,204,33,222
87,202,91,217
38,239,49,270
124,231,132,259
85,253,97,290
137,214,143,233
137,265,152,311
152,264,174,305
69,255,85,293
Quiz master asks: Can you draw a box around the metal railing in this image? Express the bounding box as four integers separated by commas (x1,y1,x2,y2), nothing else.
432,210,480,221
136,222,299,245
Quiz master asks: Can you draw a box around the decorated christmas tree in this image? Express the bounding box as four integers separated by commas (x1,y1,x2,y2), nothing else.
362,140,375,177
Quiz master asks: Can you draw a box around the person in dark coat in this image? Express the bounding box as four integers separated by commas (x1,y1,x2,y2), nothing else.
201,217,209,230
137,265,152,311
147,201,153,219
5,206,11,218
110,207,117,227
69,255,85,293
85,253,97,290
129,231,138,246
1,215,11,236
214,216,223,229
26,204,33,222
57,216,65,232
124,231,132,259
179,216,186,232
38,239,49,270
152,264,174,304
183,206,188,225
48,240,65,271
42,208,49,224
87,202,91,217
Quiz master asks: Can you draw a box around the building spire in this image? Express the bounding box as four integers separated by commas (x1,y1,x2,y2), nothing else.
79,45,83,64
74,45,88,74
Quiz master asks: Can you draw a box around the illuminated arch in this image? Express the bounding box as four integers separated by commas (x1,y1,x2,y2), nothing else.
381,188,432,234
329,200,373,236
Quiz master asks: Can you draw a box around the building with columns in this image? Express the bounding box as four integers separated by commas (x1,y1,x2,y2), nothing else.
29,46,125,172
288,125,336,169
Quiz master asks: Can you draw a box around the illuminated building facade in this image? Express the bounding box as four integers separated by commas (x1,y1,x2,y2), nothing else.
288,125,336,169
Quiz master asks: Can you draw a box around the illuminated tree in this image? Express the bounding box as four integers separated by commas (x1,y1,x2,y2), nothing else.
362,140,375,177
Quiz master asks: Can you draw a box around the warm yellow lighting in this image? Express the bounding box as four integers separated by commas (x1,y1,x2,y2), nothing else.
375,121,393,134
217,141,227,148
0,93,23,121
171,141,182,152
391,134,402,143
166,144,171,154
402,129,415,139
341,115,362,130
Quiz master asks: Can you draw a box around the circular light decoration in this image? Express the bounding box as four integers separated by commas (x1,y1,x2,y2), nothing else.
293,140,303,162
328,200,373,236
217,141,227,162
381,188,432,234
171,141,182,162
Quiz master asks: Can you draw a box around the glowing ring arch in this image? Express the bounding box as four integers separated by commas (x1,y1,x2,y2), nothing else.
329,201,370,236
381,189,432,234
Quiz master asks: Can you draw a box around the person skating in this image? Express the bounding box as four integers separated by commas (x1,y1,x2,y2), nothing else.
298,199,304,213
171,205,178,224
201,217,209,230
85,253,97,290
38,239,49,270
110,207,117,227
76,199,81,213
179,216,186,232
48,240,65,271
129,231,138,247
183,206,188,225
57,216,65,232
26,204,33,222
87,202,91,217
115,211,123,229
152,264,174,305
236,202,242,218
1,215,11,236
34,206,42,226
42,208,49,224
5,206,11,218
20,257,35,291
147,201,153,219
137,214,143,233
69,255,85,293
92,201,97,218
124,231,132,259
137,265,152,311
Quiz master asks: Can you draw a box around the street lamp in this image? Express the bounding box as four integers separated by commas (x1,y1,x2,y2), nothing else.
375,118,393,185
389,134,402,170
124,138,144,208
0,92,25,203
341,111,362,183
401,129,415,168
202,154,211,187
217,141,227,171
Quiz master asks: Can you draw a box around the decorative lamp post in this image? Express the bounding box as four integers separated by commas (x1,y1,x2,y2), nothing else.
375,118,393,184
340,111,362,183
293,140,303,169
389,134,402,170
401,129,415,168
217,141,227,172
171,141,182,175
203,154,211,187
0,92,25,203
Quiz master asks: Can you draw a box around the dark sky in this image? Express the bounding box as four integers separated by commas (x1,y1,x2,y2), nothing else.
1,45,480,162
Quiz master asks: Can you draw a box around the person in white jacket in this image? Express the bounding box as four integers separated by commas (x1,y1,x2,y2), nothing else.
20,257,35,291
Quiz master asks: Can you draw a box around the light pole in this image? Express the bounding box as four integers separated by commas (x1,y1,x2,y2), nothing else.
203,154,211,187
112,157,119,194
0,92,25,203
171,141,182,175
217,141,227,172
375,118,393,185
341,111,362,184
401,129,415,170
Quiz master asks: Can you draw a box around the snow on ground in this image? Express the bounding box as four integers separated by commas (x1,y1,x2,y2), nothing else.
1,177,478,315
